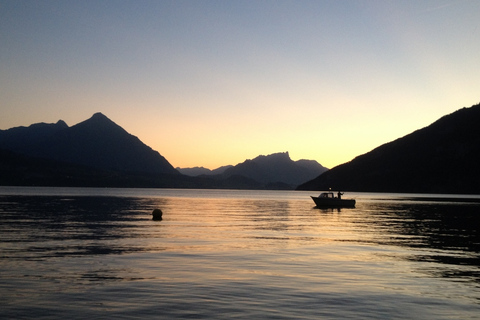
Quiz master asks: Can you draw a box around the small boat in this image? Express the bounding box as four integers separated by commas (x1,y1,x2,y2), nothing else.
311,192,355,208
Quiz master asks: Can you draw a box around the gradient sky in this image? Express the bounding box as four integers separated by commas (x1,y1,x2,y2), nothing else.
1,0,479,169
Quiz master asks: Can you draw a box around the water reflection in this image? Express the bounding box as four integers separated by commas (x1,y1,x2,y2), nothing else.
358,200,480,281
314,207,345,213
249,200,291,231
0,195,167,259
360,202,480,250
1,191,480,319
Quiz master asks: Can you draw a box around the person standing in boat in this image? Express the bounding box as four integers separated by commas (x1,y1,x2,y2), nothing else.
337,191,343,199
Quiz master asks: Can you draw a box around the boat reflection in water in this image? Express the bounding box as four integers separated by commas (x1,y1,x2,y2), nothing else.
311,191,356,208
2,188,480,319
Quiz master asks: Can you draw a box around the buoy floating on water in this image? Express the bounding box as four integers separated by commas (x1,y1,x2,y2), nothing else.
152,208,163,220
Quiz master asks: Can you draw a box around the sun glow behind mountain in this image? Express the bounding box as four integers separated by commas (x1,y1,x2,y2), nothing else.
1,1,480,169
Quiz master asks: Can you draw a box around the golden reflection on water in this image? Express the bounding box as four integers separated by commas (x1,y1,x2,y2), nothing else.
1,190,480,319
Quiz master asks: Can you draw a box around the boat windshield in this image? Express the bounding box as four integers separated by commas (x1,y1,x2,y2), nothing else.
319,192,334,198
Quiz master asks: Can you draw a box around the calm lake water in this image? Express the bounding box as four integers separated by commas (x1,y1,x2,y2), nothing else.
1,187,480,319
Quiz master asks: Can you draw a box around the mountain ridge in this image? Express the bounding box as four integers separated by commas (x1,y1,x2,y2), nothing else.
4,103,479,193
220,152,328,187
0,112,178,175
297,103,480,194
0,113,326,189
177,152,327,189
176,165,233,176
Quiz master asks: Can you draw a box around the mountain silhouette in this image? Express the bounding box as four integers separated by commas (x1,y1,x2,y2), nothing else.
220,152,328,188
0,113,178,175
0,120,68,152
176,165,233,176
0,115,324,189
297,103,480,194
177,152,327,188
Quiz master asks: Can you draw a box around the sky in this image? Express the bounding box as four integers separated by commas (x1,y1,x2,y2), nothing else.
1,0,480,170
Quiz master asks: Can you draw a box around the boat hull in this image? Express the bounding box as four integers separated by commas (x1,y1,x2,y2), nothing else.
311,196,356,208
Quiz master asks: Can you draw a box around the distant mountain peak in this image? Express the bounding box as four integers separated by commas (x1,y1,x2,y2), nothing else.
91,112,108,120
258,151,289,158
223,151,327,187
176,165,234,176
251,151,290,163
71,112,126,136
55,120,68,128
0,112,178,175
85,112,115,125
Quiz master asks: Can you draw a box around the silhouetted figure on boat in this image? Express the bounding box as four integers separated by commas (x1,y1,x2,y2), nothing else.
311,191,355,208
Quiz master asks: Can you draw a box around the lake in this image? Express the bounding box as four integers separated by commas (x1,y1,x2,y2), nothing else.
1,187,480,319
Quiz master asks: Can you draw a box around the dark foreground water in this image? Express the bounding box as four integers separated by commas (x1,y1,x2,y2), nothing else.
1,187,480,319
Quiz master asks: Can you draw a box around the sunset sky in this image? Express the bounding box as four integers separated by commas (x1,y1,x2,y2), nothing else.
1,0,479,169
